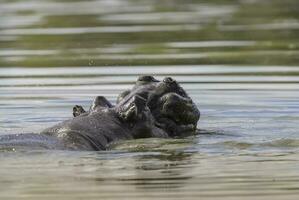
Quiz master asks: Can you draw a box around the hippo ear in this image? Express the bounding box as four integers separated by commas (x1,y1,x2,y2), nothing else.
90,96,113,111
73,105,86,117
118,95,147,122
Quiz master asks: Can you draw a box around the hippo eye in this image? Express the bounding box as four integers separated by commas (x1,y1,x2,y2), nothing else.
163,77,175,83
138,75,156,82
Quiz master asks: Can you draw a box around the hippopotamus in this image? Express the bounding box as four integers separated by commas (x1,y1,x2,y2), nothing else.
0,76,200,151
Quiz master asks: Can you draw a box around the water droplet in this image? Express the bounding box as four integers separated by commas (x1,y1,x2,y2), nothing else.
88,60,95,66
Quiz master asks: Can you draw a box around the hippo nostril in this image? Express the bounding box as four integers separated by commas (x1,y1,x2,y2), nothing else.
163,77,175,84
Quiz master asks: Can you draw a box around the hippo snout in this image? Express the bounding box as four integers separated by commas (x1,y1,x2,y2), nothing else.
159,93,200,126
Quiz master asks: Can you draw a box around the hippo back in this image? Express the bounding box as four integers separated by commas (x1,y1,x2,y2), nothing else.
41,110,133,150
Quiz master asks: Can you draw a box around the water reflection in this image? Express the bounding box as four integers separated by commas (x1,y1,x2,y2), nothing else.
2,149,299,199
1,0,299,67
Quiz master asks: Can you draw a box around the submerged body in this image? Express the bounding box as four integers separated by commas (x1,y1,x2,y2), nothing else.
0,76,200,151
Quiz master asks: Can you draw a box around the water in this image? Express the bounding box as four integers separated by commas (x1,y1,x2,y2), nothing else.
1,0,299,199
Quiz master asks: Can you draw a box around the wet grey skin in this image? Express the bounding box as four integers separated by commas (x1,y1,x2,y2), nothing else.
0,76,200,151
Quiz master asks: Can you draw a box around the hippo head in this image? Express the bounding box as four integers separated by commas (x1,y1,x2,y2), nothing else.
116,76,200,138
